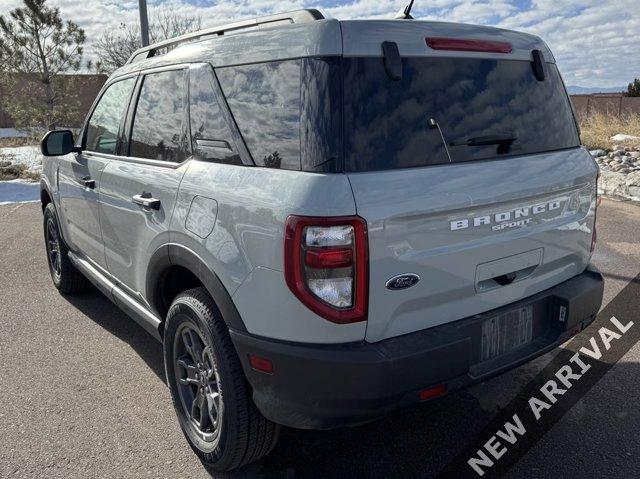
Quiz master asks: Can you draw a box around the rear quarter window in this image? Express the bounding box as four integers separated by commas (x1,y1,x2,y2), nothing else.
216,60,301,170
189,66,241,165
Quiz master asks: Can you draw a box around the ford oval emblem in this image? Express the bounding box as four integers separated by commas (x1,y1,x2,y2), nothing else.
385,273,420,290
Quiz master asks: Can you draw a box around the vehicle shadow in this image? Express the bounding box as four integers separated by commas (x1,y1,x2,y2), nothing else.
61,286,166,381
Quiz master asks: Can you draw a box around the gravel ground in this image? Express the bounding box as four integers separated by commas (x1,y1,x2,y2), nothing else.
0,199,638,479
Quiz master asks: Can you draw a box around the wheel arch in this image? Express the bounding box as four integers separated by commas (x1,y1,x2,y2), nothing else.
146,244,247,335
40,178,53,212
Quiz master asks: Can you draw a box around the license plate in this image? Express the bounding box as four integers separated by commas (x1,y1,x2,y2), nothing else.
480,305,533,362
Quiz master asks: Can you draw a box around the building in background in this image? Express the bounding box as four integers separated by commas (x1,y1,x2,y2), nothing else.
0,74,107,129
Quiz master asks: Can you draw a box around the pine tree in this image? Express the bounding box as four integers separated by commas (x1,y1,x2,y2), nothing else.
0,0,85,130
627,78,640,97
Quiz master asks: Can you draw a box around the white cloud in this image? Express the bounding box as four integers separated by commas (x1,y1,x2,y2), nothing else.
0,0,636,87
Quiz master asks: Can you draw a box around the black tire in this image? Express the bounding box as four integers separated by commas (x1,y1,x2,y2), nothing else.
164,287,280,472
43,203,89,294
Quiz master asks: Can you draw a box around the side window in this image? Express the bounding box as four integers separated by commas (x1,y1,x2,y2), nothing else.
216,60,301,170
85,78,136,154
189,66,241,165
129,69,187,162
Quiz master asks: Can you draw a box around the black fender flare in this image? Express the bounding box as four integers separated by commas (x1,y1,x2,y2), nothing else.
146,243,247,333
40,177,54,211
40,177,69,245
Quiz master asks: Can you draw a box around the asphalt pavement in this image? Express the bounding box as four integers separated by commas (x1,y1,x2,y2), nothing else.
0,199,639,478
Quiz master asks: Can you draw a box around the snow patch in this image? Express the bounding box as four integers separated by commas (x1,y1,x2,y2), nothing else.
0,128,29,138
0,179,39,204
0,145,43,174
610,133,640,142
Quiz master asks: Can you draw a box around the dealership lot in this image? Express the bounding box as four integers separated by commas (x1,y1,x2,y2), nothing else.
0,199,639,478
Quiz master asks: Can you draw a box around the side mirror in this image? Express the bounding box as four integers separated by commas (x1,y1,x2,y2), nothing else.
41,130,80,156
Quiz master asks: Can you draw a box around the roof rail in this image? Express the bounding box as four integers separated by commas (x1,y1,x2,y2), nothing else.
125,9,325,65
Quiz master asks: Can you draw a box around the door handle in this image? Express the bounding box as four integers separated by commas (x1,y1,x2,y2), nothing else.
78,177,95,189
132,193,161,210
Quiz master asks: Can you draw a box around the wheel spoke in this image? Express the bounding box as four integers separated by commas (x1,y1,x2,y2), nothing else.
176,357,199,386
191,388,209,429
203,347,217,381
198,394,209,429
181,328,204,365
206,391,220,427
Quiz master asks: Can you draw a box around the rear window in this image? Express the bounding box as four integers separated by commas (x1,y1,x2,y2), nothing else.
343,57,580,172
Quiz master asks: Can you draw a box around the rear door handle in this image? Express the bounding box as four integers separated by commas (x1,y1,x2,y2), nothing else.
132,193,161,210
78,177,95,189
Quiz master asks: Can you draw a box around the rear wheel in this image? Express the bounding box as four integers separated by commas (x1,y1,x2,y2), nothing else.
43,203,88,294
164,288,280,472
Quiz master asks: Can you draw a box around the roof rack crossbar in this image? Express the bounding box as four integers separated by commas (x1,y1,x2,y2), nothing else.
125,9,324,65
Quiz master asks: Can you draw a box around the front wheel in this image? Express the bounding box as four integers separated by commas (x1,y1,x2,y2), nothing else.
43,203,88,294
164,288,280,472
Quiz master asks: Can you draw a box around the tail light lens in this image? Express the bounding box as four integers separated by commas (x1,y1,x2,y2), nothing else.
284,216,368,324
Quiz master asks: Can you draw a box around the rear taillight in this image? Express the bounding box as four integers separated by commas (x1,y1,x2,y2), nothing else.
426,37,513,53
284,216,368,324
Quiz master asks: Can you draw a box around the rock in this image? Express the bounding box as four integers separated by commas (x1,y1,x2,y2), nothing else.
619,168,630,174
626,171,640,186
589,149,606,158
599,170,629,197
629,151,640,159
629,186,640,199
0,160,11,168
613,150,626,156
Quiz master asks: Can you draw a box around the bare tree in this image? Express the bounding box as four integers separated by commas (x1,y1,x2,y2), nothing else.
0,0,85,130
93,9,202,74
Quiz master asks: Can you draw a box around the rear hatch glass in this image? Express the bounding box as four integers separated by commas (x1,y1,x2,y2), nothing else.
343,57,579,171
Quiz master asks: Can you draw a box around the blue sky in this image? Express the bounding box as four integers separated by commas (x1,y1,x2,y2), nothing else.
0,0,637,88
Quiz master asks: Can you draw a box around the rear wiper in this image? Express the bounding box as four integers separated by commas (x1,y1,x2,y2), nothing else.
450,134,517,147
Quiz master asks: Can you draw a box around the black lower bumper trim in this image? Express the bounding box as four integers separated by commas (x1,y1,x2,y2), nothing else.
230,269,604,430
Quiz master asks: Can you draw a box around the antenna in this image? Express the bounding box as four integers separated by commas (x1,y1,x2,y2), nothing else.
394,0,415,19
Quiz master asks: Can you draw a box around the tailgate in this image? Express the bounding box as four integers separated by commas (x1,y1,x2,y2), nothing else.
348,148,597,342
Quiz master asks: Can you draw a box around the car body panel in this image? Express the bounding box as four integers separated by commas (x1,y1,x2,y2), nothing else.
171,160,362,343
347,147,597,342
99,159,187,304
56,151,110,268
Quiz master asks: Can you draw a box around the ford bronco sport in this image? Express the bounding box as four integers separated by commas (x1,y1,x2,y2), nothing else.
39,9,604,471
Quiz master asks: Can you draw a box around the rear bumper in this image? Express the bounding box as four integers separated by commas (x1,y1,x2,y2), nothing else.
230,268,604,430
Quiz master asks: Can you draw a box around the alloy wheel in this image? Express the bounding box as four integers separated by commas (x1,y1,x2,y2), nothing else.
174,322,223,445
46,218,61,281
